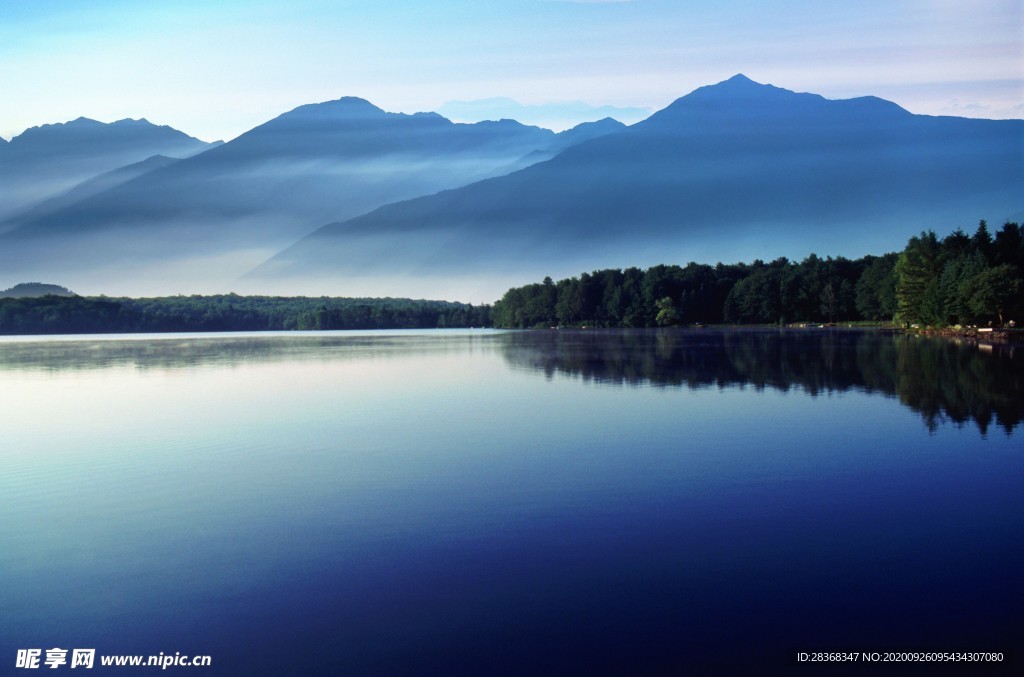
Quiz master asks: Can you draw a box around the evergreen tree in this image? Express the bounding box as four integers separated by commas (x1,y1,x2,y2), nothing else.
895,231,942,325
970,220,993,260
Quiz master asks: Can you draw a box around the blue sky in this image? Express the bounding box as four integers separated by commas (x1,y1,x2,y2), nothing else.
1,0,1021,141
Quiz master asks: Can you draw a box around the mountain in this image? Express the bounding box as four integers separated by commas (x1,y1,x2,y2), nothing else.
552,117,627,149
437,97,651,130
0,282,75,298
0,155,180,234
509,118,627,168
252,75,1023,300
0,117,215,220
0,98,598,293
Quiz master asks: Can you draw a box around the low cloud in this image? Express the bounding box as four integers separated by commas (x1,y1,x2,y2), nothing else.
940,98,1024,120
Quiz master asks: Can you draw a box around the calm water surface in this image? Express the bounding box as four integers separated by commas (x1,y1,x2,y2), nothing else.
1,329,1020,674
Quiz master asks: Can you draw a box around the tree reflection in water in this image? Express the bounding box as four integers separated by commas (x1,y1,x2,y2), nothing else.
499,329,1024,436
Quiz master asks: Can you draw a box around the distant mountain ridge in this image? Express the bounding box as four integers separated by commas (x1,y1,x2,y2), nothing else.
0,97,625,293
516,118,626,164
437,97,651,129
0,116,217,221
7,116,208,152
251,74,1022,300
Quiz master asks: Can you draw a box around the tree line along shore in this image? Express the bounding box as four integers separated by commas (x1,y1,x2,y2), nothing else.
0,294,490,335
491,221,1023,330
0,221,1020,335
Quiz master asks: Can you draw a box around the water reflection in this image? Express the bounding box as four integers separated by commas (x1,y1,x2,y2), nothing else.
2,328,1020,435
1,327,1019,674
498,329,1024,435
0,331,493,371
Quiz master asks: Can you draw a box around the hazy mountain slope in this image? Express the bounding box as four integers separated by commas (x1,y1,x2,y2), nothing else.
0,155,180,234
6,99,558,239
0,117,215,220
253,75,1023,299
0,98,567,292
503,118,627,170
551,117,628,152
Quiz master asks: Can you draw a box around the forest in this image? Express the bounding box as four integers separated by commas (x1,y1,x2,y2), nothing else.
491,221,1023,329
0,294,490,335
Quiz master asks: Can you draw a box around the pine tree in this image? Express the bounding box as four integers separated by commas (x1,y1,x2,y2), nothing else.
895,231,942,325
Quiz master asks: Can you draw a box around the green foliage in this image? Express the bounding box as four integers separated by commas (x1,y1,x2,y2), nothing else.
992,222,1024,267
960,265,1022,325
0,296,135,334
723,260,784,323
0,294,490,335
853,255,894,321
891,221,1024,327
654,297,680,326
493,220,1022,329
895,231,942,325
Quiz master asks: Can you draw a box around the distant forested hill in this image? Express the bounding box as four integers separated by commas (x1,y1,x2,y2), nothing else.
0,294,490,335
0,282,76,298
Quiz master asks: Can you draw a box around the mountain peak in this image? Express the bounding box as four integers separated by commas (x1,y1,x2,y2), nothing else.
694,74,793,99
333,96,380,108
281,97,387,122
641,75,914,130
724,73,756,85
568,117,626,131
112,117,155,127
239,98,395,141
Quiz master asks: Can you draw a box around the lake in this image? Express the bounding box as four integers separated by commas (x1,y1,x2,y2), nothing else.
1,328,1020,674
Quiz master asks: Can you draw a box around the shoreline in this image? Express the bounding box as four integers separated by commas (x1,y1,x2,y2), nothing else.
910,326,1024,343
